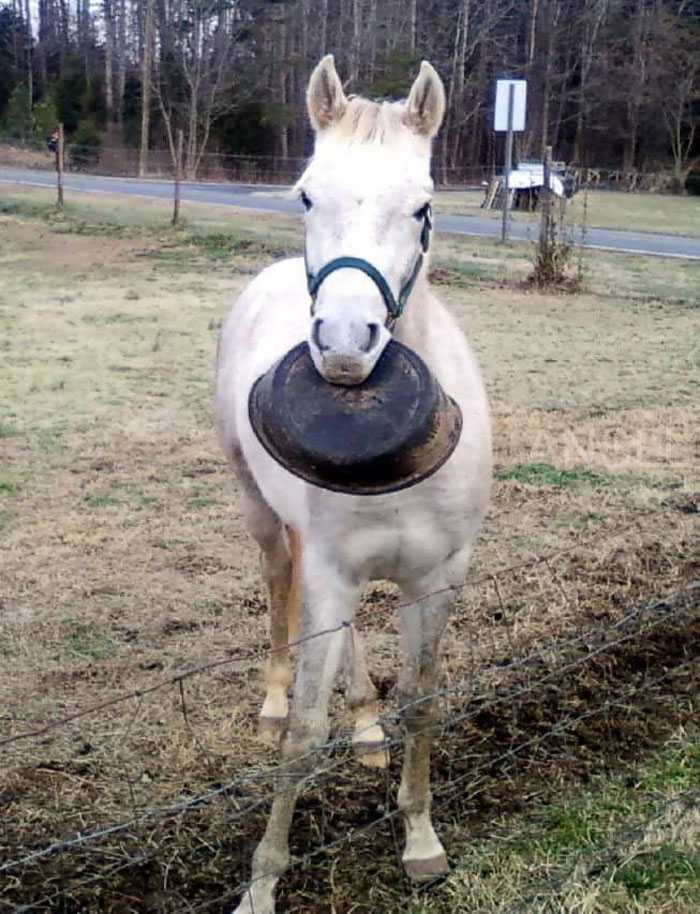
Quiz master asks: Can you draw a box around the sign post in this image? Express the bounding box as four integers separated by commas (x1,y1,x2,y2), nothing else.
500,84,514,243
494,79,527,242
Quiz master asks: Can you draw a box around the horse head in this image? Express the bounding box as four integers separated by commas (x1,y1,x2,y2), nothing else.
299,55,445,386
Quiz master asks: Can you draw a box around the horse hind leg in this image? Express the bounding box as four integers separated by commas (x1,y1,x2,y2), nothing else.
346,625,389,768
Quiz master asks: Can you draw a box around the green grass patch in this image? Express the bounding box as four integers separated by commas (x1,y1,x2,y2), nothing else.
84,492,120,508
530,798,616,855
51,218,133,238
189,231,296,260
553,511,605,530
636,740,700,791
430,260,501,286
613,845,700,899
0,197,56,220
188,496,221,510
109,483,161,510
65,627,118,661
0,480,18,495
496,462,609,488
30,423,68,453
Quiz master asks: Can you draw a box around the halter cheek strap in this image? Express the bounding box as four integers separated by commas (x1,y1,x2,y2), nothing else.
305,206,432,327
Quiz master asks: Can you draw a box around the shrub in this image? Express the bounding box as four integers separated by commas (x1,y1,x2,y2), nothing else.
69,120,102,170
2,83,33,140
33,94,60,142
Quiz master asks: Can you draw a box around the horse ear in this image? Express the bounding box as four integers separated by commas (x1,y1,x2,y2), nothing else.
307,55,348,131
404,61,446,138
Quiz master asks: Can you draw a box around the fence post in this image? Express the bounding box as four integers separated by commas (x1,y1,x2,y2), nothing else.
56,123,64,211
538,144,552,264
172,129,183,227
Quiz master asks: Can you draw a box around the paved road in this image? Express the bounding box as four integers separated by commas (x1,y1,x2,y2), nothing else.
2,166,699,259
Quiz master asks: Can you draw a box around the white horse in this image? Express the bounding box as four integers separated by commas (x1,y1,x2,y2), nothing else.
216,55,491,914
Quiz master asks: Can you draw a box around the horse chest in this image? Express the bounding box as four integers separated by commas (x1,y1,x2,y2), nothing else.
316,495,465,581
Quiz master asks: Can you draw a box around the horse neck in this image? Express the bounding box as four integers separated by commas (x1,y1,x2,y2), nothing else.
392,274,434,353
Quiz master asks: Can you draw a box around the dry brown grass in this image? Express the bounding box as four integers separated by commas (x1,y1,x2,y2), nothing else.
0,143,54,170
0,188,698,912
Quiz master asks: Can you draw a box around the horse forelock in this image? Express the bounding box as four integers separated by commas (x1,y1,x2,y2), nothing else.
331,97,408,146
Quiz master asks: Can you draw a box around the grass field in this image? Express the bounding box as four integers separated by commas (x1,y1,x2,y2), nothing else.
0,185,698,913
412,736,700,914
435,188,700,237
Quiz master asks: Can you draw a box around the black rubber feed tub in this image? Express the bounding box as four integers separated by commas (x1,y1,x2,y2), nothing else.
248,340,462,495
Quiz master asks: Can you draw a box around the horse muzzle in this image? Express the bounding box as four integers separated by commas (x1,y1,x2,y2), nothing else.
309,316,390,386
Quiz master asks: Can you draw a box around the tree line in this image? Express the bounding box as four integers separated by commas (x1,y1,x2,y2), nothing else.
0,0,697,188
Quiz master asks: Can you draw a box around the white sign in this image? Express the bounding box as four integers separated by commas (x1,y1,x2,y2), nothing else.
494,80,527,132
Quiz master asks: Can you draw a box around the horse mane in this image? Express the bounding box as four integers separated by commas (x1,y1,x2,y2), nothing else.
332,97,406,145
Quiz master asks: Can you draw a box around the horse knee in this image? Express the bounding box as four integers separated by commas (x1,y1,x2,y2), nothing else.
398,683,439,733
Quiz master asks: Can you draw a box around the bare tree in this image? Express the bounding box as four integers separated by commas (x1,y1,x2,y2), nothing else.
22,0,32,127
138,0,154,176
651,7,700,189
623,0,651,171
116,0,126,122
153,0,237,178
103,0,116,120
573,0,609,163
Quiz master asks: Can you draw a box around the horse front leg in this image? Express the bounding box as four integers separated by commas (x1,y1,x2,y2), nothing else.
258,526,301,742
396,582,453,881
233,556,358,914
346,624,389,768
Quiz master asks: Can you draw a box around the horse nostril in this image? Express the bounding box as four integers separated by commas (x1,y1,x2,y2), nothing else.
312,318,329,352
362,323,381,354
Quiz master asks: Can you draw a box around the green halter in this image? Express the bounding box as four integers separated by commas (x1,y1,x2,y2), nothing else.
306,205,432,325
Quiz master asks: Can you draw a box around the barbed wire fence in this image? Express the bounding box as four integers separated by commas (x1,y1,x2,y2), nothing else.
1,522,697,913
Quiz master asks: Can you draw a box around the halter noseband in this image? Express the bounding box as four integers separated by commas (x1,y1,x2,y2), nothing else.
305,206,432,328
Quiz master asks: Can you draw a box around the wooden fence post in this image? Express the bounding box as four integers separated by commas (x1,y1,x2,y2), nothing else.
538,144,552,263
172,129,184,227
56,123,64,211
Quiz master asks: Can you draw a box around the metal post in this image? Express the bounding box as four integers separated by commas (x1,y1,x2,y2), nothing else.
500,83,515,243
56,123,64,211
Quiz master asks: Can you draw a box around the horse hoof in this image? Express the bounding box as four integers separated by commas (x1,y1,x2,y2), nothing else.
403,852,450,882
258,715,287,744
353,741,390,769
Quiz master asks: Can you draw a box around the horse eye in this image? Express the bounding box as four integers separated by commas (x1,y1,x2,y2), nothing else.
300,191,313,212
413,203,431,221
